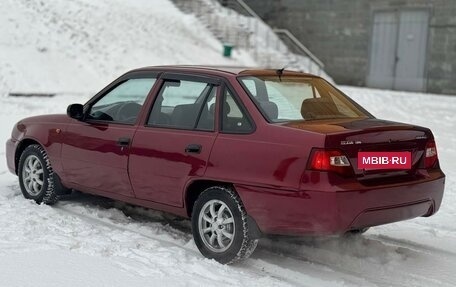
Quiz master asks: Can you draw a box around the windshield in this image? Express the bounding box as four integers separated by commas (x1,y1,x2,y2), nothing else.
238,76,371,122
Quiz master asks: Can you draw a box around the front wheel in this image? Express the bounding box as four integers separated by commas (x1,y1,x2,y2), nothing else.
191,186,258,264
18,144,58,205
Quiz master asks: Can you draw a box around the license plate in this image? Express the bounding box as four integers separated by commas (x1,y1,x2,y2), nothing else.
358,151,412,170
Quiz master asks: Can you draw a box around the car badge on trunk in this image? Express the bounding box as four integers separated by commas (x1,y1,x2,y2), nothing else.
341,140,362,145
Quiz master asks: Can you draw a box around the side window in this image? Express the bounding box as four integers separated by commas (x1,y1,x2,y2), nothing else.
222,89,253,133
88,78,155,124
148,80,216,131
196,88,216,131
242,79,257,97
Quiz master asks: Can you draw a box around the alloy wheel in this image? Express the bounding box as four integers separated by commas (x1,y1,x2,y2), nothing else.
198,199,235,253
21,155,44,196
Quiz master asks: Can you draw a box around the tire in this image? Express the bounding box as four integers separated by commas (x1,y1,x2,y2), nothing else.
191,186,258,264
18,144,58,205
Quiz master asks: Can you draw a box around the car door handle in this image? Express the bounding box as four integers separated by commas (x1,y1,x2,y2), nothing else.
117,137,131,147
185,144,202,154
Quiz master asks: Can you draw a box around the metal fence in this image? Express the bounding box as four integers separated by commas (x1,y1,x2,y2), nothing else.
172,0,325,74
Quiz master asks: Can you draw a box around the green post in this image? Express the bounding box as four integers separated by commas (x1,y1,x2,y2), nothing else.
223,44,233,57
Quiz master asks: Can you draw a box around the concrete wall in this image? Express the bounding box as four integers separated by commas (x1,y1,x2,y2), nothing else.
245,0,456,95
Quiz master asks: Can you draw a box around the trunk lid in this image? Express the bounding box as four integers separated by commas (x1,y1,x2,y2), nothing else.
283,118,431,182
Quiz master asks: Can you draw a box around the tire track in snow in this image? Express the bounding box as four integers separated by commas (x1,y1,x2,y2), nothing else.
369,234,456,257
54,194,456,287
54,195,361,286
4,178,456,287
257,234,456,287
55,200,307,287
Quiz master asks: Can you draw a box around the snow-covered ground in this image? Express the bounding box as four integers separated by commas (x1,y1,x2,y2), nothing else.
1,0,456,286
0,86,455,287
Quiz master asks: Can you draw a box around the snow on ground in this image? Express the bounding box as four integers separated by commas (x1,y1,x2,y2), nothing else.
1,0,456,286
0,87,455,287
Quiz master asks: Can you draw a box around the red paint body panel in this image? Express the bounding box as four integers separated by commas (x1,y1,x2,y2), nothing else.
5,66,446,237
236,170,444,235
205,127,323,191
8,114,70,176
5,138,17,174
129,127,217,206
61,120,135,197
69,181,189,218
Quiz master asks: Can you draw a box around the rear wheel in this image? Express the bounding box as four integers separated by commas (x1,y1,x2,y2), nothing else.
191,186,258,264
18,144,58,205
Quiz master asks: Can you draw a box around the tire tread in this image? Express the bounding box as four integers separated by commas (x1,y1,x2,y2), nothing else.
194,186,258,264
19,144,58,205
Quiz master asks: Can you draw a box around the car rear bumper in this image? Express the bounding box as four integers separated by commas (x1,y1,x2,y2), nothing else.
236,170,445,236
5,138,18,175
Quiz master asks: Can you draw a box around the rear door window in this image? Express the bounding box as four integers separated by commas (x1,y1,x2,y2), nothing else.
221,89,253,133
148,79,216,131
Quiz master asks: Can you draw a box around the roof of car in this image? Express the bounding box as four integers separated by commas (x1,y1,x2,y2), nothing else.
131,65,319,78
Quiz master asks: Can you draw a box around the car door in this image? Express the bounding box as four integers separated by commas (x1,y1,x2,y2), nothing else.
129,73,219,206
61,73,158,196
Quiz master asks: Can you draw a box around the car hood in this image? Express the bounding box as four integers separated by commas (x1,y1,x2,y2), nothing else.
20,114,71,125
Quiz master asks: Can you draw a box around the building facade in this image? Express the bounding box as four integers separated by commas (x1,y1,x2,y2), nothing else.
245,0,456,95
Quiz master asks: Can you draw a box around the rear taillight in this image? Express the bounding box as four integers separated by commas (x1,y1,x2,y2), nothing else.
424,140,438,168
308,149,353,176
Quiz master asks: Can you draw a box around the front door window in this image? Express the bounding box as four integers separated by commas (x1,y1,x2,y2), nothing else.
88,78,156,124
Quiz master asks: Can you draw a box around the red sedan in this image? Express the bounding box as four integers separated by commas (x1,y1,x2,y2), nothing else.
5,66,445,264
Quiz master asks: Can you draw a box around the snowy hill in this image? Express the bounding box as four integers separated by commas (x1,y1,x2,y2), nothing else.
0,0,255,94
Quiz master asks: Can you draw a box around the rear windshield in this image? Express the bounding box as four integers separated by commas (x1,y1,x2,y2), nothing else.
238,76,371,122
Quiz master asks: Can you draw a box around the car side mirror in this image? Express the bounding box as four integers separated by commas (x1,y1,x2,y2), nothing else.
67,104,84,121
